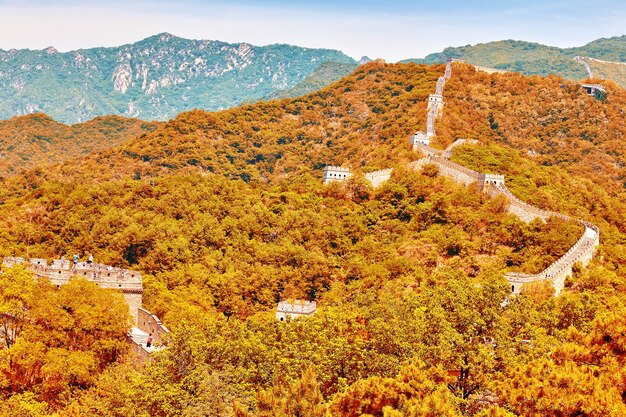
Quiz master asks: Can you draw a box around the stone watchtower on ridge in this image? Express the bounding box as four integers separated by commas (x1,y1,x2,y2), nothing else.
427,94,444,117
323,166,352,184
479,173,505,190
410,132,431,149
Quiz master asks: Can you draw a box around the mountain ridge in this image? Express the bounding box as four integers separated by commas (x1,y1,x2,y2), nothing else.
0,33,356,123
403,36,626,82
0,113,159,177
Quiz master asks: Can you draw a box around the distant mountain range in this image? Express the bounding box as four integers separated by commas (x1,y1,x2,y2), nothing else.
0,33,355,123
0,34,624,125
403,36,626,85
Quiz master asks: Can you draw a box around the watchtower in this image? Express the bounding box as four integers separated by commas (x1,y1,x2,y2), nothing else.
410,131,430,149
276,300,317,321
427,94,444,113
581,84,607,101
323,166,352,184
479,173,505,191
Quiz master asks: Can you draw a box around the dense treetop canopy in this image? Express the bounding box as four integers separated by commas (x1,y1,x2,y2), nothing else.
0,61,625,416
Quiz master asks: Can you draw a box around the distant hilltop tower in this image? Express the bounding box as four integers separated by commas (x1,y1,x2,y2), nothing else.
323,166,352,184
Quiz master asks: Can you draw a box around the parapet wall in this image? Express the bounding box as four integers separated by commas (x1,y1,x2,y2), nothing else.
2,257,142,292
425,155,482,186
327,59,600,296
411,60,600,295
426,107,437,137
435,76,446,95
3,257,144,325
443,139,479,158
137,307,170,345
412,142,443,157
473,65,507,74
506,223,599,295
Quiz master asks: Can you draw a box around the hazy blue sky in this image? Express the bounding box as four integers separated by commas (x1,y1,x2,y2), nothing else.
0,0,624,61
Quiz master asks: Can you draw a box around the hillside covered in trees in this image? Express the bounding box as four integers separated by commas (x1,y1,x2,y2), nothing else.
404,36,626,81
1,62,626,416
0,113,159,177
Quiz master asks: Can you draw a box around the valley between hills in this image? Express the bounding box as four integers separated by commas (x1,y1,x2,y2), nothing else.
0,51,626,416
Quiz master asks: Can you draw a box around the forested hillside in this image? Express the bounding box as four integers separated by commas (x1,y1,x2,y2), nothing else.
1,62,626,416
580,57,626,87
263,61,358,100
0,113,159,177
404,36,626,81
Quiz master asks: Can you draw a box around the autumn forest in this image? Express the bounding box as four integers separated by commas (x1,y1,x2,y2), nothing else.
1,61,626,416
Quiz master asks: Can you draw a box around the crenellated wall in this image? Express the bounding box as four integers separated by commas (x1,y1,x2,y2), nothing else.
412,60,600,295
435,76,446,95
472,65,507,75
443,138,479,158
137,308,170,345
325,59,600,296
2,256,169,354
505,223,599,295
422,155,482,186
3,257,144,324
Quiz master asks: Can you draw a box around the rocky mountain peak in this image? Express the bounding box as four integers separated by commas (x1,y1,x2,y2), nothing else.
0,34,356,123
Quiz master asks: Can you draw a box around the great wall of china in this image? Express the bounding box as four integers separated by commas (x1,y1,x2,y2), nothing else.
325,60,600,295
0,60,603,358
2,256,169,358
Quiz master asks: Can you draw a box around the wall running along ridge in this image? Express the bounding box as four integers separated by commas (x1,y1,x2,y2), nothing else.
325,60,600,295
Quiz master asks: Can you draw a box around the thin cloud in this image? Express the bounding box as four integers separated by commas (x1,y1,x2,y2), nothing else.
0,0,623,61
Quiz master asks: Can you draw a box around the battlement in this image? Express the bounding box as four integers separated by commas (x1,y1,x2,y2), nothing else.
2,257,142,292
479,173,505,189
411,131,431,148
323,166,352,184
443,138,479,158
3,256,144,326
473,65,507,75
364,168,393,188
435,77,446,95
276,300,317,321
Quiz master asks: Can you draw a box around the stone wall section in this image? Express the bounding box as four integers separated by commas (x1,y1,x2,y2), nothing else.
324,59,600,295
473,65,507,75
412,60,600,294
137,307,170,344
364,168,393,188
443,139,479,158
2,256,168,354
423,155,482,185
